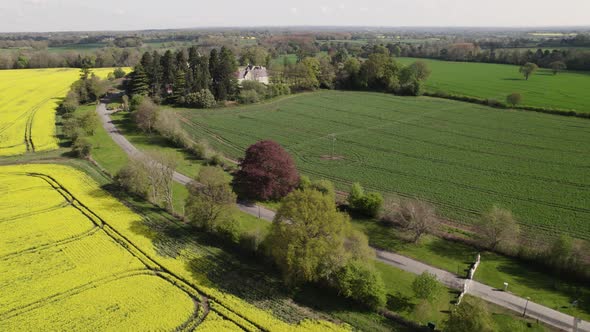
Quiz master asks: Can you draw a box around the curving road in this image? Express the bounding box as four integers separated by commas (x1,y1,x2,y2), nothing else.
97,102,588,332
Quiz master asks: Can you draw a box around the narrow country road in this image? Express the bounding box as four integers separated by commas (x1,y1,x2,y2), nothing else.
97,102,589,332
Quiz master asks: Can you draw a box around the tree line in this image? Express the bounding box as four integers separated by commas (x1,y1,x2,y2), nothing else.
127,44,431,112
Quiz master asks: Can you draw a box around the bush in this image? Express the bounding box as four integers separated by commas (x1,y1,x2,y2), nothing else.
397,199,437,243
412,272,443,303
71,137,92,158
239,229,266,253
241,80,268,96
113,67,126,79
60,91,79,114
238,90,260,104
267,83,291,98
207,153,224,167
133,97,159,132
130,94,145,112
331,260,387,309
188,140,211,160
115,162,149,198
506,92,522,106
477,206,520,250
444,298,495,332
347,182,383,217
358,193,384,217
186,89,216,108
298,176,335,201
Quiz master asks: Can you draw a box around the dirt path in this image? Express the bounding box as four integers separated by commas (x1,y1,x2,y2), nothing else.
97,102,589,332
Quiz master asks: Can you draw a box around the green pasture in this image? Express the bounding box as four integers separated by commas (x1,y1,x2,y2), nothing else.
176,91,590,240
398,57,590,113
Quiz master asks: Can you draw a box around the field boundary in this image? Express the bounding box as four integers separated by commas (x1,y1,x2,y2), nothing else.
424,91,590,119
23,170,271,331
16,171,210,331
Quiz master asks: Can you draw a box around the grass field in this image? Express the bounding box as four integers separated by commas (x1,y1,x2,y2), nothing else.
175,91,590,240
0,68,116,156
398,57,590,112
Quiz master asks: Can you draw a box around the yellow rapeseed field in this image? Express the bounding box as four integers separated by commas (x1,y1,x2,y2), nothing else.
0,68,116,156
0,163,348,331
0,164,197,331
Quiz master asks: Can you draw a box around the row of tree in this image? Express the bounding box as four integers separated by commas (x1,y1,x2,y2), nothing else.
128,46,238,105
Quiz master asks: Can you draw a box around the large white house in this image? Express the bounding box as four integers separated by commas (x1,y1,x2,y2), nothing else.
236,65,269,85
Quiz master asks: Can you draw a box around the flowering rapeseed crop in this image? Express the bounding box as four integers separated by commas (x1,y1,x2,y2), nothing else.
0,68,117,156
0,163,348,331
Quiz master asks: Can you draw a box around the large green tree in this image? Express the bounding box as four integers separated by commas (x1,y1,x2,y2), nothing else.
268,189,351,284
519,62,538,80
444,298,495,332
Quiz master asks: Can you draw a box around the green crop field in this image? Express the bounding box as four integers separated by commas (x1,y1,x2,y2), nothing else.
176,91,590,240
398,57,590,113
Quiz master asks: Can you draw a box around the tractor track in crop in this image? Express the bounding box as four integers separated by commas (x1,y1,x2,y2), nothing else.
11,171,275,330
3,172,209,329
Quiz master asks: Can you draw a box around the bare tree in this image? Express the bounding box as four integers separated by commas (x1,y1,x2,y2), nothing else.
133,97,159,133
477,206,520,250
185,166,236,231
134,151,178,212
397,199,438,243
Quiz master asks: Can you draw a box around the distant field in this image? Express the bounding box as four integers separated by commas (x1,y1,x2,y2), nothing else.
0,68,116,156
176,91,590,239
398,57,590,113
0,164,198,330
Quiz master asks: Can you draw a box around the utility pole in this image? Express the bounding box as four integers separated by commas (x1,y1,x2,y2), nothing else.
329,133,336,159
522,297,530,317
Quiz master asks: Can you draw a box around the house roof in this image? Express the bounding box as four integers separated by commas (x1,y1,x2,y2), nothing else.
237,65,268,79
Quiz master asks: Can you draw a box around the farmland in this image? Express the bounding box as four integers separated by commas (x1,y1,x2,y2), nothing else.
0,68,115,156
0,164,198,330
176,90,590,240
398,57,590,112
0,163,353,331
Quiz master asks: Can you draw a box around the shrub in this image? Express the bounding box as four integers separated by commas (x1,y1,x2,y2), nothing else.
60,91,79,114
130,94,145,111
397,199,437,243
267,83,291,98
209,153,225,167
477,206,520,250
506,93,522,106
241,80,268,97
133,97,159,133
347,182,383,217
185,166,236,233
239,229,266,253
113,67,126,79
298,176,335,201
234,140,299,201
188,140,211,160
412,272,443,303
186,89,216,108
71,137,92,158
331,260,387,309
444,298,495,332
238,90,260,104
115,162,149,198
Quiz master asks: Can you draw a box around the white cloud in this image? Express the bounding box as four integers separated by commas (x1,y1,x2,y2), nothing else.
290,7,298,14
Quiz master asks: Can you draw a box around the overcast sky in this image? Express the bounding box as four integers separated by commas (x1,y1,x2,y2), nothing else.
1,0,589,32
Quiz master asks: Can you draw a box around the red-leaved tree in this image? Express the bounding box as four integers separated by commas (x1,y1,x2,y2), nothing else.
234,140,299,201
